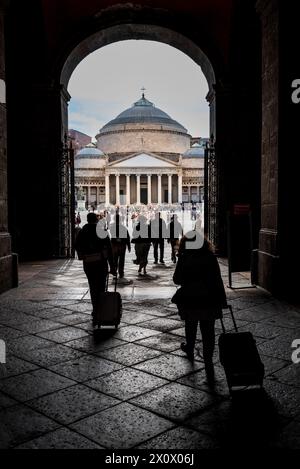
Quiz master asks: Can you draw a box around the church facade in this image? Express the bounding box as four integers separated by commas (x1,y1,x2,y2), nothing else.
73,94,207,208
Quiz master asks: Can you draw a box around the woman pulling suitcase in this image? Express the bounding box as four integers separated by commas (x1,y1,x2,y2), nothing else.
172,231,227,382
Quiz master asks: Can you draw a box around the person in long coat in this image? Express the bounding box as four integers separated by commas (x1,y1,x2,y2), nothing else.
132,215,151,276
75,212,115,318
173,231,227,380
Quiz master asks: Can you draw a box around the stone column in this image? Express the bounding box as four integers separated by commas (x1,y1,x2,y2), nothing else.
148,174,152,205
126,175,131,206
116,174,120,206
136,175,141,205
168,175,172,204
87,187,91,207
158,175,162,204
256,0,280,294
178,174,183,204
105,175,110,206
0,1,13,293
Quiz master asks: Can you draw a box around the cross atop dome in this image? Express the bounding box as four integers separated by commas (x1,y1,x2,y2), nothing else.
141,87,146,99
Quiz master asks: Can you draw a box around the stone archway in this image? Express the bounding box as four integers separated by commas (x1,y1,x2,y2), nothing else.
5,1,262,277
58,24,218,254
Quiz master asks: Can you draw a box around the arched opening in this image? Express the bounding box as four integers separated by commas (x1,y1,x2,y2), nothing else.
58,25,218,257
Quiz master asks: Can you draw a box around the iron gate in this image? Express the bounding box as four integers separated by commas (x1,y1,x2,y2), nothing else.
58,134,75,258
204,137,219,251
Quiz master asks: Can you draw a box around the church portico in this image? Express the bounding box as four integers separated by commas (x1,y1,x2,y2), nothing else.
105,170,181,206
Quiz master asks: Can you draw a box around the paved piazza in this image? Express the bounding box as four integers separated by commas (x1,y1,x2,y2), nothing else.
0,224,300,449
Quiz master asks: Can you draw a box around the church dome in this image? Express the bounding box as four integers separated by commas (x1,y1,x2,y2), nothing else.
100,94,187,133
183,143,205,158
76,144,104,159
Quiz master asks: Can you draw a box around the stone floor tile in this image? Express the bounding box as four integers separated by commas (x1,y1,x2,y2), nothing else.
263,379,300,418
0,392,17,410
262,313,300,330
70,402,174,449
0,404,59,449
233,306,277,322
97,343,162,366
138,317,182,333
134,354,202,380
121,311,158,324
177,366,228,397
137,426,218,449
7,335,54,355
60,303,93,314
114,325,162,342
37,326,89,344
0,312,40,328
271,364,300,388
130,382,217,422
186,399,233,437
13,344,85,368
237,322,292,340
49,313,91,326
0,369,76,402
135,307,175,318
27,384,120,425
65,334,126,353
25,307,73,320
186,391,281,448
167,327,186,337
15,427,103,449
135,333,183,352
44,300,82,308
258,336,296,361
260,355,290,376
0,326,27,341
0,355,38,379
49,355,123,382
86,368,168,400
12,319,65,334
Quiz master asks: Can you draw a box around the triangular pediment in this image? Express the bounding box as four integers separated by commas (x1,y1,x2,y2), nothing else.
109,152,177,168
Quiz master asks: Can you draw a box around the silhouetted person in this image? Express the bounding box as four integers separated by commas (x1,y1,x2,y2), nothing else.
75,212,115,317
191,204,197,221
168,214,183,263
110,215,131,279
150,212,167,264
173,232,227,381
132,215,151,276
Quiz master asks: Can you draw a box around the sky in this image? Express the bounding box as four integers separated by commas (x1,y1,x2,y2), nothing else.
68,40,209,140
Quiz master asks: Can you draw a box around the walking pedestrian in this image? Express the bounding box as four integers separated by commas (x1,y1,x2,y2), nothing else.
110,214,131,280
132,215,151,276
168,214,183,263
172,232,227,382
75,212,116,320
150,212,167,264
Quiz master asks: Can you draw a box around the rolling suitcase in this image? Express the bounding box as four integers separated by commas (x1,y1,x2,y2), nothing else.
93,276,122,329
218,305,265,394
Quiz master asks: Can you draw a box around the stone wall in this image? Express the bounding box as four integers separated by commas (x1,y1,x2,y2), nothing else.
0,3,13,294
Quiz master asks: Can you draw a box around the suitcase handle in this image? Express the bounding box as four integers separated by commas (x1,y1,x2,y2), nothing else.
106,273,118,293
220,305,238,333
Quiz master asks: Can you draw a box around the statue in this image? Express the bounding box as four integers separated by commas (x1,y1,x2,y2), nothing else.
77,186,85,201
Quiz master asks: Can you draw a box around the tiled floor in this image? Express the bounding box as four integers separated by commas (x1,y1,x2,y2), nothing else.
0,247,300,449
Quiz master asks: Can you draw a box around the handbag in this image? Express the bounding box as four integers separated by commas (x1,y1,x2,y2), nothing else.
82,252,104,263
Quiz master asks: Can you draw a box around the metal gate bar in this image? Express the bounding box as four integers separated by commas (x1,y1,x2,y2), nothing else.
58,134,75,258
204,137,219,251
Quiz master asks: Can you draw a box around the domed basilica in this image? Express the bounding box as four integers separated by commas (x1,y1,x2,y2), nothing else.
73,93,207,208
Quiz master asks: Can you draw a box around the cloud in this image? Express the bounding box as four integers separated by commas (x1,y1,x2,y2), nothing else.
68,40,210,137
